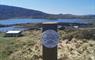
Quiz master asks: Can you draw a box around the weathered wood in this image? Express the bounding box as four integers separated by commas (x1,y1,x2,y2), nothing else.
42,22,58,60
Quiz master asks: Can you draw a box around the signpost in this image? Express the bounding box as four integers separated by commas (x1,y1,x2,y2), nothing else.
42,22,59,60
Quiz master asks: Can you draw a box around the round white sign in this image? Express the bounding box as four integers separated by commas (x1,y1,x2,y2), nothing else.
42,30,59,48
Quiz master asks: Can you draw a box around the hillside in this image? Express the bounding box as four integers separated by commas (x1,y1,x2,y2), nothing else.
0,5,95,19
49,14,95,19
0,5,48,19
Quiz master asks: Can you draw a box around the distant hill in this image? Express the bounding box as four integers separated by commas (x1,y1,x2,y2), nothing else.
0,5,48,19
0,5,95,19
48,14,95,19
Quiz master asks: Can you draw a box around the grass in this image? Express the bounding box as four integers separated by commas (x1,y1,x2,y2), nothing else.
0,30,95,60
0,33,17,60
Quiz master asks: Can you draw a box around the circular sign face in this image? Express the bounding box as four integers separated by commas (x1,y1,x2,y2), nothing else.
42,30,59,48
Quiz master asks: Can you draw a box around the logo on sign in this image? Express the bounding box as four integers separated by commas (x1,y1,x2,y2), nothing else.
42,30,59,48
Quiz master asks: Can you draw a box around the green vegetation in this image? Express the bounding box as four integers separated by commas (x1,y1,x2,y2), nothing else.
0,30,95,60
0,33,17,60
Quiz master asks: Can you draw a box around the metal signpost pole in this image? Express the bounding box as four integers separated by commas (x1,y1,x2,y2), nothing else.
42,22,59,60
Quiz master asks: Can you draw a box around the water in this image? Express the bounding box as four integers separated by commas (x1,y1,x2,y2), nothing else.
0,18,89,25
0,19,56,25
0,18,92,32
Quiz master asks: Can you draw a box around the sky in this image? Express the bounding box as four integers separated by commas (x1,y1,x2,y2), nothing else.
0,0,95,15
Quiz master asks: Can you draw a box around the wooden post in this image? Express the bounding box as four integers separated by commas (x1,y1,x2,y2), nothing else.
42,22,58,60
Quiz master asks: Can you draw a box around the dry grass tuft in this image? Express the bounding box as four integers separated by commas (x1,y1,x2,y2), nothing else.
0,30,95,60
